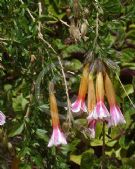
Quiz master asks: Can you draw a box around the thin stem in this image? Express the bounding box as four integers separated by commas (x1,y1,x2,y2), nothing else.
25,82,35,118
93,12,99,49
37,2,73,126
59,19,70,27
19,0,35,22
0,37,19,43
116,73,135,109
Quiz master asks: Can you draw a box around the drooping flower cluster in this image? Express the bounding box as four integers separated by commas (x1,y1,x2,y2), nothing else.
48,82,67,147
71,61,126,138
88,72,110,121
47,61,126,147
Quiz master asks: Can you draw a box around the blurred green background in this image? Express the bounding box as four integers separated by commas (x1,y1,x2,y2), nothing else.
0,0,135,168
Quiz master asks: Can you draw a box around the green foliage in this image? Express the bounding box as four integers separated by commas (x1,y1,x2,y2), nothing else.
0,0,135,168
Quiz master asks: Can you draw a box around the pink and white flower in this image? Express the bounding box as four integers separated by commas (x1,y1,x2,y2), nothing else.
87,103,110,121
87,107,97,121
48,126,67,147
87,73,97,138
48,82,67,147
71,97,87,112
108,105,126,127
0,111,6,125
95,72,110,120
71,64,89,113
95,101,110,120
105,73,126,127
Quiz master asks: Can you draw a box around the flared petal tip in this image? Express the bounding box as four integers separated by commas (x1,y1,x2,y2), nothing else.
108,105,126,127
81,102,87,112
108,119,126,128
71,99,87,113
87,108,98,121
71,99,81,113
0,111,6,125
95,101,110,120
48,127,67,147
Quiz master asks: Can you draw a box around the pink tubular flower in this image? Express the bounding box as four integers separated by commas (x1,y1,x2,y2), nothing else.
71,64,89,113
87,107,97,121
87,73,96,113
0,111,6,125
48,82,67,147
95,72,110,120
87,73,97,138
95,101,110,120
108,105,126,127
71,98,87,113
105,73,126,127
48,126,67,147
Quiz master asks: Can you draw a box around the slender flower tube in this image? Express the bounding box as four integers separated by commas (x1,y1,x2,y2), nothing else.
48,82,67,147
87,73,97,138
87,73,97,120
105,73,126,127
87,73,96,113
0,111,6,125
71,64,89,113
95,72,110,120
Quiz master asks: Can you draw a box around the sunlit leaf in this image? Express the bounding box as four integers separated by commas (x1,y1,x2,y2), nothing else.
70,155,81,165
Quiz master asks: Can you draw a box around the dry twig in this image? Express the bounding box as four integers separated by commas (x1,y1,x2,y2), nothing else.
38,2,73,126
